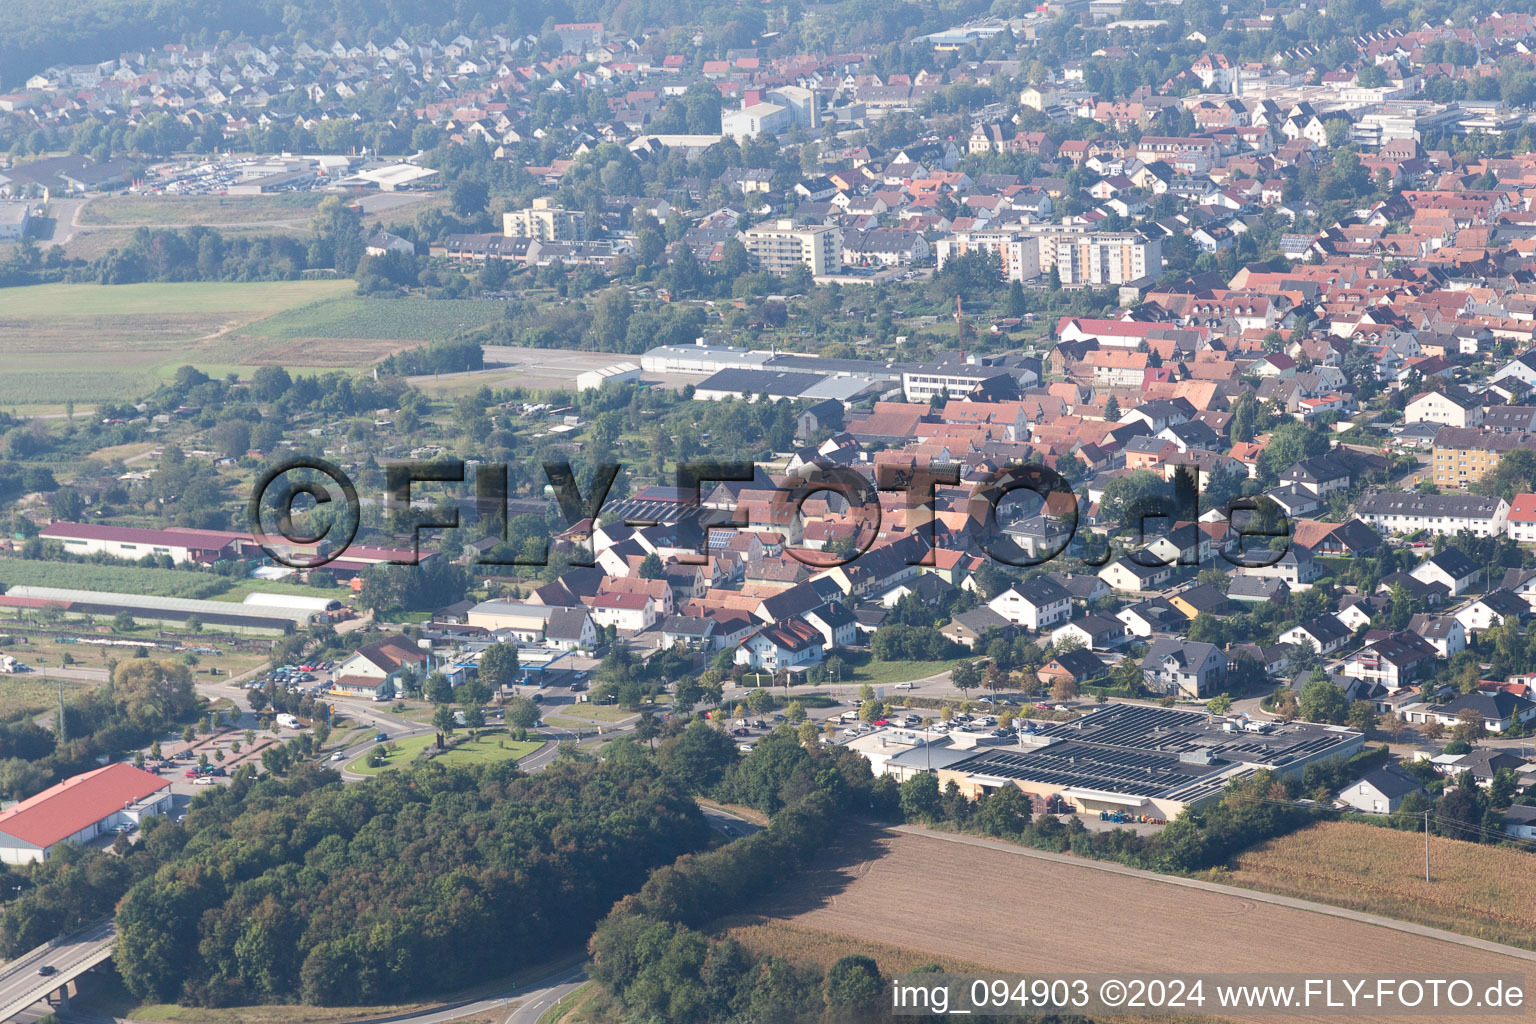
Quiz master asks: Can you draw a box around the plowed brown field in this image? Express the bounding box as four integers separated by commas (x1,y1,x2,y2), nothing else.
746,823,1536,1024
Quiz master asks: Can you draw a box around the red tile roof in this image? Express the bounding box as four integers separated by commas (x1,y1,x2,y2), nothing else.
0,763,167,850
1508,493,1536,523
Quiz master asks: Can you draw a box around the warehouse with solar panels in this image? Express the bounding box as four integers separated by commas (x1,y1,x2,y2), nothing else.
936,704,1363,819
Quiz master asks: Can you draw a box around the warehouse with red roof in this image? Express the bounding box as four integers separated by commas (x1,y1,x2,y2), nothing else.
0,763,171,865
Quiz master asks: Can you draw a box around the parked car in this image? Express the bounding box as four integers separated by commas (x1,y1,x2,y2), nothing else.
194,777,216,786
894,681,915,689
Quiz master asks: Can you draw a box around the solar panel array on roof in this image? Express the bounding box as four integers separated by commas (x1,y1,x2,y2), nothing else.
948,704,1360,801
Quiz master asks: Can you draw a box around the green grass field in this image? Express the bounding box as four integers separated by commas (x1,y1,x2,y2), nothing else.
345,732,542,773
0,280,358,412
0,280,350,317
345,733,435,775
0,560,235,599
431,734,542,767
844,658,960,686
243,296,509,341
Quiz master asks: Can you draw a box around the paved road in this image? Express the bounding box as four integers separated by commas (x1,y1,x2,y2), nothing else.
502,967,588,1024
0,923,116,1022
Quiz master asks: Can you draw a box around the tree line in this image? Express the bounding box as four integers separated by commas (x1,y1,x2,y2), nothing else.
112,756,707,1006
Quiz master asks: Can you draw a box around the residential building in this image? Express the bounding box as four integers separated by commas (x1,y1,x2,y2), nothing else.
741,220,842,275
1037,648,1109,687
1339,632,1437,690
1140,637,1227,698
1432,428,1536,489
1356,492,1509,538
1404,386,1484,428
988,578,1072,631
1410,548,1479,596
1053,232,1162,285
1403,690,1536,733
1278,616,1352,655
935,230,1042,282
503,197,586,240
333,635,429,699
1099,556,1174,593
1336,764,1426,814
734,618,825,671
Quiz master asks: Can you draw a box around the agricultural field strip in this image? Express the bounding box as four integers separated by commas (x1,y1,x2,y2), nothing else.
890,825,1536,962
751,825,1536,1024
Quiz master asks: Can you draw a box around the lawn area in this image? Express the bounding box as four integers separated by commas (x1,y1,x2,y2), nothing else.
345,732,544,773
77,193,327,227
344,733,436,775
430,734,543,767
845,657,959,686
555,702,637,722
0,279,356,412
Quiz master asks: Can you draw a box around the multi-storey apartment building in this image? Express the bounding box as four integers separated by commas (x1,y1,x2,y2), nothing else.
741,220,842,275
1432,428,1536,489
935,230,1042,282
1054,232,1162,286
502,197,586,240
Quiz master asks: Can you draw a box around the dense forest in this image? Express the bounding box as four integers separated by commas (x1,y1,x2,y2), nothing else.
111,756,708,1006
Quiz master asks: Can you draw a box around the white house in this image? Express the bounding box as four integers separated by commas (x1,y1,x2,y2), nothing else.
1403,387,1484,428
1453,590,1528,638
734,619,825,671
1336,765,1426,815
988,578,1072,631
1278,616,1352,655
586,592,659,631
1098,557,1174,593
1410,549,1480,596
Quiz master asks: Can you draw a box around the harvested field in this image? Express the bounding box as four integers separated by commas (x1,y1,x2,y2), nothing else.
1227,820,1536,950
227,336,421,367
243,296,508,341
747,823,1536,1024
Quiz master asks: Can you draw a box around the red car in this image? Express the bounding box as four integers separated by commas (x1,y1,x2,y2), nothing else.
184,769,199,778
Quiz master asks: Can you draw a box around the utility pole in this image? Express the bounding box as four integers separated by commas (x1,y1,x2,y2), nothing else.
1424,809,1431,883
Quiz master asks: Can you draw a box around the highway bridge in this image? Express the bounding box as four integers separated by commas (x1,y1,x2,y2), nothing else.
0,922,115,1022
